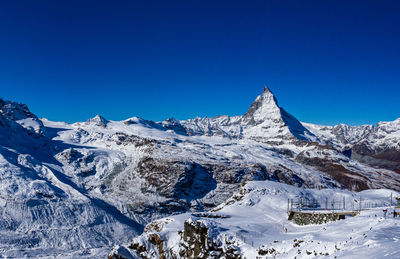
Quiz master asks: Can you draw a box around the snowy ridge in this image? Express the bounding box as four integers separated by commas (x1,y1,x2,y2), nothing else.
0,98,44,135
302,118,400,152
303,117,400,173
162,87,318,142
302,122,373,149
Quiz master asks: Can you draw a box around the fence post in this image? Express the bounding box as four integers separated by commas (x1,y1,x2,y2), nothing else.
343,197,345,210
391,193,393,206
359,197,362,211
325,197,328,211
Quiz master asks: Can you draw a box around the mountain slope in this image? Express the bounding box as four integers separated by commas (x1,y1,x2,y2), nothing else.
0,101,142,258
303,119,400,173
0,87,399,257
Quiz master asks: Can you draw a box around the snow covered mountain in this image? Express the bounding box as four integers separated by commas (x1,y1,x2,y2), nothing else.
161,87,317,142
0,98,44,135
0,101,142,258
0,87,399,257
303,118,400,173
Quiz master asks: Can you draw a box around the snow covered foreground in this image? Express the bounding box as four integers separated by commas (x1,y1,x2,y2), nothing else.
111,180,400,258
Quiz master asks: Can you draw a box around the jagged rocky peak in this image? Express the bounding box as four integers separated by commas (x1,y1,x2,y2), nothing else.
161,117,184,129
331,123,373,146
0,98,44,134
0,98,42,126
86,115,108,127
0,98,37,120
160,117,189,135
242,86,281,126
163,117,180,124
241,86,317,141
376,117,400,130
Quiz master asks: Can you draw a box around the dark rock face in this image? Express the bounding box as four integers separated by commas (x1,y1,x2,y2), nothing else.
181,220,213,258
0,98,38,121
126,154,316,219
160,118,189,136
304,120,400,174
136,157,217,201
172,163,216,200
122,219,242,259
346,122,400,173
112,132,155,147
352,143,400,173
295,152,370,191
180,220,241,259
0,98,45,135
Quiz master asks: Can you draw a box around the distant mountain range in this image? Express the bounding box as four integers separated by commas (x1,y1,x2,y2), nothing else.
0,87,399,257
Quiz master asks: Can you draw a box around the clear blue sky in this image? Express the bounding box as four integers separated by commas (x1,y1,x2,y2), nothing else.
1,0,399,125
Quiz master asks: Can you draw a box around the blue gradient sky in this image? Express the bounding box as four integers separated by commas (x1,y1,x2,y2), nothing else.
1,1,399,125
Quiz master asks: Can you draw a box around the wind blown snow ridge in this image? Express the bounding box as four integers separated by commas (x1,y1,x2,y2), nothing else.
0,87,399,258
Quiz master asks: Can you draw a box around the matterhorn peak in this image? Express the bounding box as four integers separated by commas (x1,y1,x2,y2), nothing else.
262,85,272,94
260,85,279,105
240,86,318,141
241,86,280,126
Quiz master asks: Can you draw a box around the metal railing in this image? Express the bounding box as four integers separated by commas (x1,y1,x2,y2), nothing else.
287,195,394,213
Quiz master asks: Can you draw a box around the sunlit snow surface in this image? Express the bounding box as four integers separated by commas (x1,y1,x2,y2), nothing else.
0,149,141,258
0,114,397,258
114,181,400,258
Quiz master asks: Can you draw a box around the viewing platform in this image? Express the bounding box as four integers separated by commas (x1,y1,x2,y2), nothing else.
288,210,360,225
